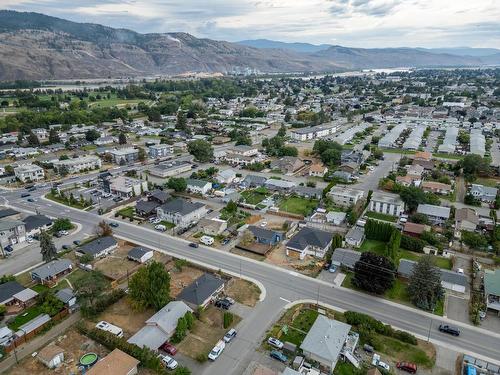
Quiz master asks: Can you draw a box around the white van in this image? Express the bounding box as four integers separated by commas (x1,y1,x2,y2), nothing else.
200,235,214,246
208,340,225,360
95,321,124,338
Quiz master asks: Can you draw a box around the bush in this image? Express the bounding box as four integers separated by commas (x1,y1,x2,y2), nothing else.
184,311,195,330
81,288,126,318
223,311,234,329
171,316,187,343
400,235,425,253
394,330,418,345
196,353,208,363
174,259,189,271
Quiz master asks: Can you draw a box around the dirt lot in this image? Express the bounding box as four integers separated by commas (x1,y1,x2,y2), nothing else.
96,297,155,339
168,264,205,298
265,245,323,277
177,306,240,360
226,278,261,307
7,329,109,375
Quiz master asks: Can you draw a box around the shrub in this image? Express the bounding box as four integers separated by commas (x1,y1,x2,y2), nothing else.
184,311,195,330
171,316,187,343
81,289,126,318
196,353,208,363
394,330,418,345
223,311,234,329
174,259,189,271
401,235,425,253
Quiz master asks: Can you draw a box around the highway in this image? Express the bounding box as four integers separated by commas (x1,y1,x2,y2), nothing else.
2,187,500,374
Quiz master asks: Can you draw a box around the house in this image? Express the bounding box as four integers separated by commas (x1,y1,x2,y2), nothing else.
0,326,13,346
148,161,192,178
37,344,65,369
14,164,44,182
292,186,323,200
398,259,467,294
414,151,432,161
53,156,102,174
128,247,154,263
135,200,160,217
31,259,73,285
265,179,296,192
23,214,53,236
109,176,148,198
290,123,337,141
225,153,258,166
156,198,207,228
0,219,26,247
286,227,333,260
345,226,365,248
331,171,352,183
177,273,225,309
403,222,429,238
0,281,38,307
421,181,452,195
108,147,139,164
417,204,451,225
484,269,500,313
396,175,421,187
148,190,171,204
94,136,116,146
228,145,259,157
331,248,361,270
186,179,212,195
300,315,352,372
55,288,77,308
87,348,140,375
309,163,328,178
216,169,237,184
270,157,304,175
406,164,425,178
128,301,193,351
338,162,358,174
455,208,479,232
341,150,365,165
248,226,283,246
326,211,347,225
241,174,267,188
328,186,364,208
148,144,173,158
16,314,51,338
369,191,404,217
198,218,228,236
470,184,498,203
76,236,118,259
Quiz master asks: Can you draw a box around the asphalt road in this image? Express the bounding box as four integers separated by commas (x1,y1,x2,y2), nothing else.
3,189,500,374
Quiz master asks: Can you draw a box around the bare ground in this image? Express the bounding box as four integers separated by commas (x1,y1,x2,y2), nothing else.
225,278,261,307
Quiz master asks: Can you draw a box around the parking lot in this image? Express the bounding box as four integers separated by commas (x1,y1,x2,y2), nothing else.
65,185,122,212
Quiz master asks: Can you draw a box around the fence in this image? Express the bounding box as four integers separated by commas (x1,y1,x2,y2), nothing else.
267,210,304,220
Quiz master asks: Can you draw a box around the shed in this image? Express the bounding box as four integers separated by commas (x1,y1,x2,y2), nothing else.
127,247,154,263
331,248,361,269
37,344,65,369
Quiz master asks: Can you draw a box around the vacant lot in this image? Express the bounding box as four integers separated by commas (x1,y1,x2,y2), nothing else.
94,244,138,281
225,278,261,307
168,264,204,298
278,196,318,216
97,297,154,338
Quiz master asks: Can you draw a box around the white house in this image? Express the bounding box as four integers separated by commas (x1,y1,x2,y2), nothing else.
216,169,237,184
127,247,154,263
14,164,44,182
369,191,404,217
156,198,207,228
329,187,365,207
186,179,212,195
53,155,102,174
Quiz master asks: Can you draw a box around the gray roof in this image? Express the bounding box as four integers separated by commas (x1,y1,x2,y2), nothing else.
158,198,205,216
242,175,266,185
23,215,52,232
55,288,75,304
31,259,72,280
135,200,159,214
16,314,51,336
187,179,211,188
128,301,193,350
417,204,451,219
13,288,38,303
292,186,323,198
300,315,351,364
78,236,117,256
0,219,24,232
0,208,19,219
331,248,361,269
248,226,282,242
287,227,332,251
177,273,225,306
0,281,26,304
398,259,467,287
128,247,153,260
149,189,171,203
346,226,365,242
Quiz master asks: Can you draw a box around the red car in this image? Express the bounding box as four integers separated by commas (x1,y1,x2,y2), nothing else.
396,362,417,374
160,342,178,356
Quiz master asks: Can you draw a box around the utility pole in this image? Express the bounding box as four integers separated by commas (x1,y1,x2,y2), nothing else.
427,318,433,342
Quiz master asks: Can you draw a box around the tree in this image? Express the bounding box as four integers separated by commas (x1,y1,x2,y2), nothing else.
79,253,94,264
184,311,195,330
364,219,394,242
27,131,39,147
38,290,64,316
225,200,238,214
399,186,427,212
59,165,69,177
40,230,57,262
407,255,444,311
137,147,146,162
459,154,490,180
386,229,401,261
48,128,60,144
52,218,73,232
187,140,213,162
118,132,127,145
129,261,171,311
74,271,107,311
167,177,187,192
277,124,286,137
176,111,188,131
96,220,113,237
85,129,100,142
353,252,395,294
313,139,343,167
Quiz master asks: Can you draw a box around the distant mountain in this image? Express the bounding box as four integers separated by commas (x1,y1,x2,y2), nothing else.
419,47,500,57
0,10,498,81
237,39,331,53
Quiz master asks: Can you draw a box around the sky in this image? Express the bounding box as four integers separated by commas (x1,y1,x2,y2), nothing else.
2,0,500,48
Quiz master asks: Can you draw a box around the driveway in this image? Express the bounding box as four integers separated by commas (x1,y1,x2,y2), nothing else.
446,295,469,323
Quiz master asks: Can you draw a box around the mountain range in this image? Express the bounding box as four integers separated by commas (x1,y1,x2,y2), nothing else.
0,10,499,81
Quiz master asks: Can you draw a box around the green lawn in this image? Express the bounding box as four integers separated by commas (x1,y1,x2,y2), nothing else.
366,211,397,223
160,220,176,229
432,153,464,160
46,192,91,210
117,206,135,219
278,309,319,346
475,177,500,188
241,189,268,205
65,269,88,287
360,239,387,255
385,278,411,303
81,145,97,151
278,196,319,216
8,306,43,331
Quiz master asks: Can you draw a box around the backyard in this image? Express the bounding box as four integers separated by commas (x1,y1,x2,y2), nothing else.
240,188,269,205
8,306,42,330
278,196,319,216
365,211,397,223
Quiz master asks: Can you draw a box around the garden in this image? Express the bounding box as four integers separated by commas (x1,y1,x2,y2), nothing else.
277,195,319,216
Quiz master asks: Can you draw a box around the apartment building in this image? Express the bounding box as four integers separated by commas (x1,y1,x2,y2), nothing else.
14,164,45,182
328,186,365,207
369,191,404,217
148,144,173,159
53,156,102,174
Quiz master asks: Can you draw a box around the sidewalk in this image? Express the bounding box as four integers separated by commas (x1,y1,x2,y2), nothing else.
0,312,80,373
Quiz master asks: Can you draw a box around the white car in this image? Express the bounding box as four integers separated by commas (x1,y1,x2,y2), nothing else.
155,224,166,232
158,354,178,369
208,340,225,360
378,361,390,371
260,221,268,227
102,193,112,198
267,337,283,349
26,236,33,243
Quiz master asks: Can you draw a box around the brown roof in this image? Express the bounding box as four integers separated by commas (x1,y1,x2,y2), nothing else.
403,222,427,235
38,344,64,362
87,349,139,375
455,208,479,224
396,175,420,183
412,159,435,170
414,151,432,161
310,163,327,173
421,181,452,191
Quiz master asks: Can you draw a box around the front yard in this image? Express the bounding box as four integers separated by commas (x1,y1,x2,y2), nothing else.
277,196,319,216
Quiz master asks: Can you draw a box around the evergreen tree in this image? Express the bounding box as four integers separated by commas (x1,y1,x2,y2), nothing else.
48,128,61,144
353,252,395,294
407,255,444,311
40,230,57,262
386,229,401,261
118,132,127,145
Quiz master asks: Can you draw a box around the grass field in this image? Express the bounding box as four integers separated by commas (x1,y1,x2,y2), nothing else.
272,309,319,346
360,239,387,255
241,189,268,205
366,211,397,222
278,196,319,216
475,177,500,188
8,306,42,331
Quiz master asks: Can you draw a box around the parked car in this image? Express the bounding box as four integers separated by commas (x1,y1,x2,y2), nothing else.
323,262,331,270
208,340,225,361
189,242,199,248
378,361,390,371
328,265,337,273
396,362,418,373
27,198,35,202
20,193,30,198
270,350,287,363
95,321,123,338
438,324,460,336
267,337,284,349
363,344,374,353
26,236,33,243
73,240,81,246
102,193,112,198
57,230,69,236
4,245,13,253
113,197,123,202
223,328,237,343
155,224,166,232
62,245,71,250
160,342,178,356
221,238,230,245
215,299,231,310
224,297,235,305
109,222,119,228
158,354,178,370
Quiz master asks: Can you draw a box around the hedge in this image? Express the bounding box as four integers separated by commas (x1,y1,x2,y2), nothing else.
81,288,126,318
400,235,425,253
223,312,234,329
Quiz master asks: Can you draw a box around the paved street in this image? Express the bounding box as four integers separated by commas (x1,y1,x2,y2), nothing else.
352,152,401,191
2,189,500,374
